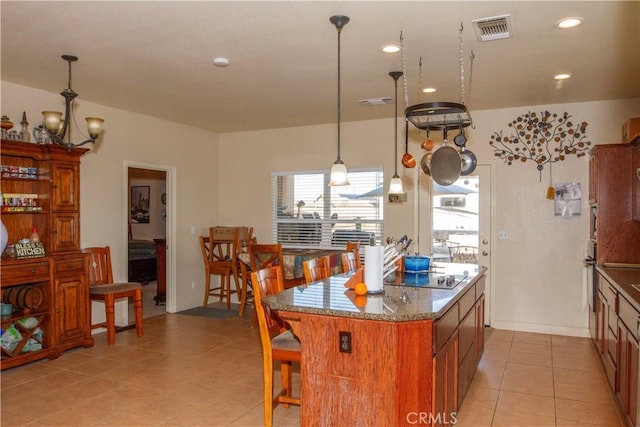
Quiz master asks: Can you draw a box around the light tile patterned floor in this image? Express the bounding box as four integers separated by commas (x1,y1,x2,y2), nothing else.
1,311,627,426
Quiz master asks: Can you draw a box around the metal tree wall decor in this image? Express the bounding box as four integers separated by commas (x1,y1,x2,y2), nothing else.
489,111,590,180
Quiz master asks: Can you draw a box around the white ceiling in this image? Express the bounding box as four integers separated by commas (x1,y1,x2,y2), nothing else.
2,1,639,134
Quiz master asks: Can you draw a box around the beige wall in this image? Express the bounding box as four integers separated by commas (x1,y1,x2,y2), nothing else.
218,98,640,336
3,79,639,336
2,81,220,313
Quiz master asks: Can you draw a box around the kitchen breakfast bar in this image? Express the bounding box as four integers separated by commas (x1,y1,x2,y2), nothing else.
263,263,487,426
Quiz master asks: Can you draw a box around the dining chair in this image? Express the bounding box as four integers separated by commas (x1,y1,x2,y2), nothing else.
200,227,240,309
248,242,284,271
302,255,331,284
236,237,257,317
345,240,361,253
81,246,143,345
251,265,301,427
341,249,361,273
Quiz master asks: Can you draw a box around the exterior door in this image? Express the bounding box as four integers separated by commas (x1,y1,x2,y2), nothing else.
430,164,492,325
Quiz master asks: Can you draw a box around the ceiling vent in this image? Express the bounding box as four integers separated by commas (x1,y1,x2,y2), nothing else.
358,97,392,106
472,14,513,42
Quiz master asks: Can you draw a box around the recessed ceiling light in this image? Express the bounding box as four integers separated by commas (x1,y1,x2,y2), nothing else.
554,73,571,80
381,44,400,53
213,57,230,67
422,87,437,93
555,17,583,29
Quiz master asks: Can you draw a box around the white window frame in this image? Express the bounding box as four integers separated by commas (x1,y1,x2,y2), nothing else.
272,168,384,249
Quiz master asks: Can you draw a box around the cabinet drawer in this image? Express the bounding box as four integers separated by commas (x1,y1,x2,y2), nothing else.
433,303,459,354
54,257,85,274
459,286,476,320
1,261,50,284
619,295,640,342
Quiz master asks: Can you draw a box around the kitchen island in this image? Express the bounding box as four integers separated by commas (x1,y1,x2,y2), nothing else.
264,263,486,427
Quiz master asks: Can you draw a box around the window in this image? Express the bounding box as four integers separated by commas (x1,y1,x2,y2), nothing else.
272,169,384,248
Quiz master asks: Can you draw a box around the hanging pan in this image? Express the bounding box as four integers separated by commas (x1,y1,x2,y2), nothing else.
453,123,467,147
430,128,461,186
420,152,433,175
401,120,416,168
460,147,477,176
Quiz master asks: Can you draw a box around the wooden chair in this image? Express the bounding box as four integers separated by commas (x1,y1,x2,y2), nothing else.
345,240,361,253
251,265,301,427
82,246,143,345
200,227,240,309
237,237,257,317
302,255,331,284
341,249,361,273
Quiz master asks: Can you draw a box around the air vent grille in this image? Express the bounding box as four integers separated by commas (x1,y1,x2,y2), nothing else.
472,14,513,42
358,97,392,106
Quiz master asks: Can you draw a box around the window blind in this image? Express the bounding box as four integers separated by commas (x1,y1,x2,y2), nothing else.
272,169,384,249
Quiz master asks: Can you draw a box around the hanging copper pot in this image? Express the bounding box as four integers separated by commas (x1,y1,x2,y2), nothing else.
401,120,416,168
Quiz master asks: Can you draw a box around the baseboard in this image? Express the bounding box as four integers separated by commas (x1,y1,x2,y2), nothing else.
490,320,590,338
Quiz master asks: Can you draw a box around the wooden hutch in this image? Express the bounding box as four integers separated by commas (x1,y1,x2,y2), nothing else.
1,139,93,370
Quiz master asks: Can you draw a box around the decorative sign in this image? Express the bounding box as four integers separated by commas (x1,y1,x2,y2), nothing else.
15,242,45,259
489,111,591,180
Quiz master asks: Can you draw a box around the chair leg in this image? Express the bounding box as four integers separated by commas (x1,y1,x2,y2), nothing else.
225,273,231,309
203,272,211,307
133,289,143,338
239,276,247,317
263,356,274,427
280,360,292,407
104,294,116,345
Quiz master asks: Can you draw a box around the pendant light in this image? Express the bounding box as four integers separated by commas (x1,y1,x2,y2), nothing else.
328,15,350,186
388,71,405,195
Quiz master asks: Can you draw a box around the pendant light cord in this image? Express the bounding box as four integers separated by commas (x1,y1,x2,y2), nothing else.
336,25,342,161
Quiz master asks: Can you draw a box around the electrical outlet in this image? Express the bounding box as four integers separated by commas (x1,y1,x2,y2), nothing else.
498,230,509,240
339,331,352,353
191,281,196,290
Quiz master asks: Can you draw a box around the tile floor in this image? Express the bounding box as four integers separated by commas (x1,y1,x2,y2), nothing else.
1,308,627,426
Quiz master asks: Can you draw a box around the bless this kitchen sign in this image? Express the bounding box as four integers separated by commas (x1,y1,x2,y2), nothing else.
15,242,46,259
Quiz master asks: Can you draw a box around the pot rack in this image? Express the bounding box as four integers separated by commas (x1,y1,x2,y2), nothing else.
402,23,474,132
404,101,471,131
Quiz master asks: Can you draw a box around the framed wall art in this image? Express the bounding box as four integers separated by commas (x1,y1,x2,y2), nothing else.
130,185,150,223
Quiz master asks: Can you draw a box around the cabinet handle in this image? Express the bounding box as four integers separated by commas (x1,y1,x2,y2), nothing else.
51,230,57,235
31,269,36,274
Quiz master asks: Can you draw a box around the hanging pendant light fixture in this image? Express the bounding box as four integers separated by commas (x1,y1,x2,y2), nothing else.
388,71,405,195
328,15,350,186
42,55,104,150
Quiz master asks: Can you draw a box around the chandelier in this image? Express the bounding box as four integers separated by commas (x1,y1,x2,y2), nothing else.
42,55,104,149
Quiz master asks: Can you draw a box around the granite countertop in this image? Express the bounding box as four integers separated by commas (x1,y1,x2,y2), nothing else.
597,265,640,311
263,263,487,322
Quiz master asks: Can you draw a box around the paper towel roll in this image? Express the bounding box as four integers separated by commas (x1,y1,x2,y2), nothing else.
364,245,384,293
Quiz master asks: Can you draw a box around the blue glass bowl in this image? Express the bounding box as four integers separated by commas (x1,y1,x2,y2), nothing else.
404,256,431,272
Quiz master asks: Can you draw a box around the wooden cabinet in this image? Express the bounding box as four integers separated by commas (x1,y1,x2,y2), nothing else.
617,294,639,427
52,254,92,351
0,259,57,369
595,270,640,427
589,144,640,264
433,330,458,427
1,140,92,370
633,145,640,222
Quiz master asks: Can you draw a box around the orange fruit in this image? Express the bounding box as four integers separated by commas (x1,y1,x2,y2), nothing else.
354,282,368,296
354,295,367,308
